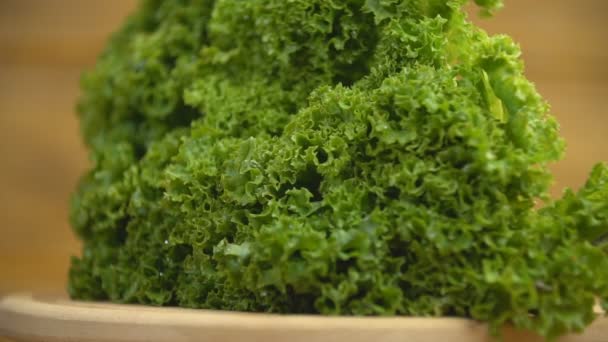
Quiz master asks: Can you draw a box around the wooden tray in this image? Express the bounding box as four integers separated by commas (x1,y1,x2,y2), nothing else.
0,293,606,342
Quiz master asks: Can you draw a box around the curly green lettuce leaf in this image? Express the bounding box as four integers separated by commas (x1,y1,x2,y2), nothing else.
69,0,607,339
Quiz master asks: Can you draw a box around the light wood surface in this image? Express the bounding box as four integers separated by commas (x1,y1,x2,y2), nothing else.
0,293,606,342
0,0,607,296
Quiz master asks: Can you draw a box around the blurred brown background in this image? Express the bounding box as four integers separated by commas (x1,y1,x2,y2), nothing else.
0,0,606,294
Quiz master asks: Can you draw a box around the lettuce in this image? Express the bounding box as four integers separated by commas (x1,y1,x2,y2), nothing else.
69,0,608,338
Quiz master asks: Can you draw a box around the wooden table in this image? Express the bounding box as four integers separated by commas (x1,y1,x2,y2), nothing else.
0,0,607,295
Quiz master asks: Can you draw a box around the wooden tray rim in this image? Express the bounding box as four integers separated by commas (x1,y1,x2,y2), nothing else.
0,292,606,342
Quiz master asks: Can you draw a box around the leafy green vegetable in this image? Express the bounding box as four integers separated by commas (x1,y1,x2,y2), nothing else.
69,0,608,338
